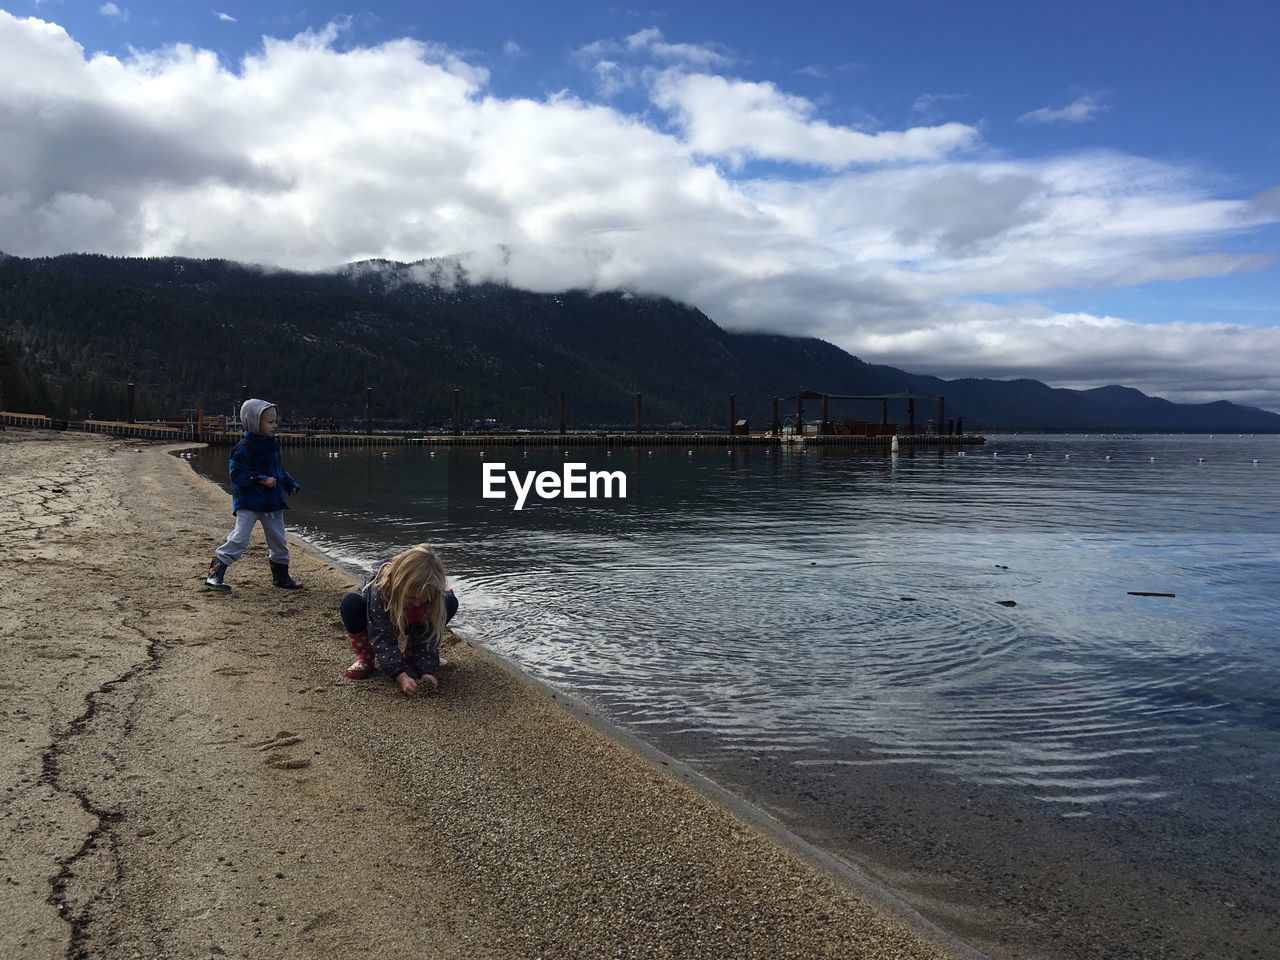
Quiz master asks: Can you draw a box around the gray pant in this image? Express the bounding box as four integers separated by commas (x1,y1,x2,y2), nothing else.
215,510,290,565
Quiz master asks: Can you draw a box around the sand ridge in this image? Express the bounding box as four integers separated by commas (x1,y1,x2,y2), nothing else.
0,431,961,959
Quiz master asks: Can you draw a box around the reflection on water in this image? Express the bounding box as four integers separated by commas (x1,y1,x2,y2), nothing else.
191,435,1280,817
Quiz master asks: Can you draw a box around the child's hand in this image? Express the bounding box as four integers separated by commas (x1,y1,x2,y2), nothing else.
396,672,418,696
419,674,439,693
261,476,277,488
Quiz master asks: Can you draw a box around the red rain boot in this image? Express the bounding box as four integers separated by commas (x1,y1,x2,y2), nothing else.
344,632,374,680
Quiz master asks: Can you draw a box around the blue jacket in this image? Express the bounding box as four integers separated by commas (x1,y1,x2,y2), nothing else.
228,432,300,513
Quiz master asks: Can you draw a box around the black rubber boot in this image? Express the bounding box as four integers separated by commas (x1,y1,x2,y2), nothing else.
270,560,302,590
204,557,231,592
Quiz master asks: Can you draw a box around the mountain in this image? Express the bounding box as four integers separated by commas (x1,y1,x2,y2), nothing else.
0,252,1276,432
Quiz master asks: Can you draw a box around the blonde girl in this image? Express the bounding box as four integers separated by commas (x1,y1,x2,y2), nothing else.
339,544,458,696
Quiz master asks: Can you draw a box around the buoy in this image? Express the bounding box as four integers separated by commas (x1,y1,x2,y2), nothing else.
688,451,693,456
1026,453,1033,459
1105,455,1111,461
1149,456,1156,462
1064,454,1070,459
1252,459,1259,465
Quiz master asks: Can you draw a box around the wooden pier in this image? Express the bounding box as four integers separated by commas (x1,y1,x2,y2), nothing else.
1,413,983,449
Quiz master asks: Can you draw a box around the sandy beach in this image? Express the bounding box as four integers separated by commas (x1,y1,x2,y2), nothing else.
0,430,967,960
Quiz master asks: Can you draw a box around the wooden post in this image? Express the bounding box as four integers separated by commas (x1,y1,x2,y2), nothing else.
453,389,461,436
634,393,642,436
728,394,736,435
365,387,373,436
196,405,203,440
241,384,248,403
771,397,780,437
937,396,945,435
820,394,829,435
795,389,804,437
127,381,136,424
956,417,964,436
559,391,566,435
908,398,916,435
881,399,888,426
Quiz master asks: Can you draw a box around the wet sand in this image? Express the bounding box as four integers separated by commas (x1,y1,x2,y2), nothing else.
0,430,967,959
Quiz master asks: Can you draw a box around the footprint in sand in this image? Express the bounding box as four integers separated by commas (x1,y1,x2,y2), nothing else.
249,730,313,770
249,731,304,750
265,755,311,770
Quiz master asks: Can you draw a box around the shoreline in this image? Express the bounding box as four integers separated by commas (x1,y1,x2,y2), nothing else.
226,455,979,946
1,430,965,959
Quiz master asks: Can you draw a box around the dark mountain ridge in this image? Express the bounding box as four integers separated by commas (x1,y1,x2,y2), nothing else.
1,252,1276,432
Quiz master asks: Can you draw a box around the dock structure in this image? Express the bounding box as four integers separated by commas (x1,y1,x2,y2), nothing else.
1,412,984,448
2,382,985,448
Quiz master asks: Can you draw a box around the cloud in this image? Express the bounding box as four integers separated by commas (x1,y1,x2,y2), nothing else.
1019,93,1106,124
0,11,1277,409
624,27,728,66
98,3,127,19
573,26,728,96
215,11,236,23
849,310,1280,410
502,39,522,57
911,92,970,122
651,72,980,168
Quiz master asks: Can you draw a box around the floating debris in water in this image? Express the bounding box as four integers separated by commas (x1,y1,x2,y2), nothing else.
1128,591,1176,598
996,600,1018,607
994,564,1008,569
899,596,917,602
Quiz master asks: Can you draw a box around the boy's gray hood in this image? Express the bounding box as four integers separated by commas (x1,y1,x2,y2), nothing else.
240,398,276,434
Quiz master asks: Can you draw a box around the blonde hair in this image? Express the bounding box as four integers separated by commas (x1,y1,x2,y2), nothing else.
377,543,448,644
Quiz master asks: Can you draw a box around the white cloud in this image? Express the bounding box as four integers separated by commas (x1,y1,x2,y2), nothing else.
651,72,980,168
1019,93,1106,124
846,310,1280,410
0,11,1276,410
911,92,970,122
99,2,127,19
215,11,236,24
502,39,522,57
573,26,728,97
624,27,728,66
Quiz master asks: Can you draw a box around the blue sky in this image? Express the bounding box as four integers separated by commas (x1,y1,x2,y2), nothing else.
5,1,1279,407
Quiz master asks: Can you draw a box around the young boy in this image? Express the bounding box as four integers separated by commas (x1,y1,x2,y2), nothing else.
204,398,302,591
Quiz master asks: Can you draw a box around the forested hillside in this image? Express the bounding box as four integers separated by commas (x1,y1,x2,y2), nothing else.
1,253,1277,432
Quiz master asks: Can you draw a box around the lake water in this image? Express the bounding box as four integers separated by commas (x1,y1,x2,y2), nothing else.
190,434,1280,958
